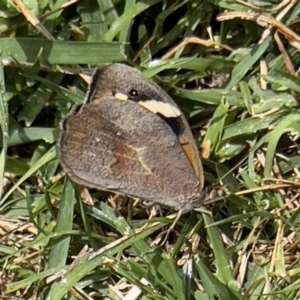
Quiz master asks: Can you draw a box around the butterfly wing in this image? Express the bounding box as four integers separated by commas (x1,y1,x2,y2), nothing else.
58,98,202,209
87,64,204,191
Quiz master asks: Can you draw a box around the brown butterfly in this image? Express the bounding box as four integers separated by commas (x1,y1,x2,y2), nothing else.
57,64,205,210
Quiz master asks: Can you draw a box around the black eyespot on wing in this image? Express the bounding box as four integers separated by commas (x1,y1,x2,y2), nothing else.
128,88,139,98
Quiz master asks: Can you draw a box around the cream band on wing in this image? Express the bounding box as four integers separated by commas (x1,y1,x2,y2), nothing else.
115,92,129,101
138,100,181,118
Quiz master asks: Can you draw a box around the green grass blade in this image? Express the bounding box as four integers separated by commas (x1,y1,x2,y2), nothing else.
104,0,162,42
0,61,8,198
1,38,125,65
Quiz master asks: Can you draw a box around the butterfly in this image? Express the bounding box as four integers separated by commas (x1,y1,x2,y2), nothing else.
58,64,205,210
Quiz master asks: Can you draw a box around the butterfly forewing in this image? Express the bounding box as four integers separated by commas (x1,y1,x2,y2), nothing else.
58,98,201,207
58,64,205,210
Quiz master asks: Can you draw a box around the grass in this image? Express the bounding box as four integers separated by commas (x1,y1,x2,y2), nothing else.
1,0,300,299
